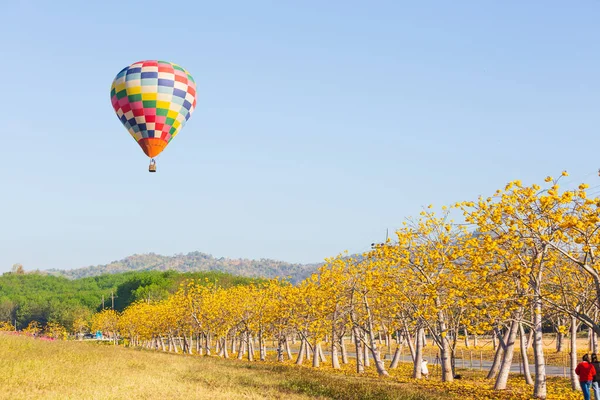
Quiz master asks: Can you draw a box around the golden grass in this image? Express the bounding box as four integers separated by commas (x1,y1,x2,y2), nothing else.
0,333,593,400
0,334,441,400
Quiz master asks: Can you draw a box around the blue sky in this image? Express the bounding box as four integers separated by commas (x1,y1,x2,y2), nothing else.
1,1,599,272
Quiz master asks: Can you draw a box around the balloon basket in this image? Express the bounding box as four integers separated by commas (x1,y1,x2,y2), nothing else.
149,159,157,173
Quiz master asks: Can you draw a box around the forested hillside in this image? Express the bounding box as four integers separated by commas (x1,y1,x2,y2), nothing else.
0,269,260,331
46,251,320,284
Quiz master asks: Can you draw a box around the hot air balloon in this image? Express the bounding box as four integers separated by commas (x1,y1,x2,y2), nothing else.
110,60,197,172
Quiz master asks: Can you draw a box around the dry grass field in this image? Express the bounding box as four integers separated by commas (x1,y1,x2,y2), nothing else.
0,333,594,400
0,333,440,400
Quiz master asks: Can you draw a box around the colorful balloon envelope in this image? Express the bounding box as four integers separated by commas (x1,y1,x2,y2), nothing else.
110,60,197,171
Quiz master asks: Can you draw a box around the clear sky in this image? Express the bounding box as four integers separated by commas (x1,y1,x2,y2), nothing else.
1,1,599,272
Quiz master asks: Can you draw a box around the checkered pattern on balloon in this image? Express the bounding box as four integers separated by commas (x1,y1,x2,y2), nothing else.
110,60,197,171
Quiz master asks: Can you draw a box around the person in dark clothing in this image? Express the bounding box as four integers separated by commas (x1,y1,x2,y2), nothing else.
576,354,597,400
591,353,600,400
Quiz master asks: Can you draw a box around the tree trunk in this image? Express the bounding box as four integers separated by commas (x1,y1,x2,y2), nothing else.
277,337,285,362
182,335,188,354
492,330,498,351
222,337,229,358
363,340,370,367
366,334,388,375
519,322,533,386
589,326,598,354
495,311,521,390
464,327,470,349
237,333,245,360
570,316,581,391
231,334,236,355
216,337,223,357
160,336,166,352
340,335,349,364
353,326,365,374
318,342,326,363
526,328,534,351
285,336,293,360
412,326,424,379
487,328,510,379
439,335,453,382
532,290,547,399
295,337,306,365
556,330,564,353
204,333,211,356
554,318,564,353
436,300,453,382
259,329,266,361
486,329,508,379
248,332,254,362
331,309,340,364
386,333,391,352
312,341,320,368
594,309,599,353
405,326,416,361
362,295,388,376
389,343,403,369
331,333,340,369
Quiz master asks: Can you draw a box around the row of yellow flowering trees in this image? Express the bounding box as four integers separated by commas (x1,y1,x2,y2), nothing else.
0,320,69,340
91,172,600,400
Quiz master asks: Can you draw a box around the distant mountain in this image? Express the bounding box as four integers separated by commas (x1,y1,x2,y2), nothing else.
46,251,322,284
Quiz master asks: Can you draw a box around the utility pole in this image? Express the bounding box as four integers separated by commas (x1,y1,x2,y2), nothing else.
111,291,115,310
102,295,105,310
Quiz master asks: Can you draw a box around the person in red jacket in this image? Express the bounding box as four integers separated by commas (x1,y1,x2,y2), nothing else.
576,354,597,400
